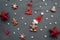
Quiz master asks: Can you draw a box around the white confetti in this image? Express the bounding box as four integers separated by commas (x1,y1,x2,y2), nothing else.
31,36,34,38
5,4,8,6
45,26,47,28
20,0,22,1
44,35,47,38
34,11,37,14
24,22,27,25
17,28,20,30
46,10,49,13
45,18,48,20
40,28,43,31
43,0,45,2
14,13,17,15
45,3,47,6
51,15,54,18
22,17,24,20
7,23,10,25
55,2,58,5
39,5,42,8
13,32,16,34
54,22,57,24
49,22,52,24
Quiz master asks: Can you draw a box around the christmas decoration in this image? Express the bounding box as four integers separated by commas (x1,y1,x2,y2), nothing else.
25,0,32,15
0,0,60,40
19,33,26,40
12,18,18,25
25,7,32,15
33,12,44,24
0,10,8,21
11,3,18,9
49,27,60,38
30,22,37,32
27,0,32,7
50,6,56,13
4,29,9,35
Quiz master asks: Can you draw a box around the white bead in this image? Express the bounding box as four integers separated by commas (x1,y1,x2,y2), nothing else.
45,18,48,20
14,13,17,15
13,32,16,34
17,28,20,30
7,23,10,25
49,22,52,24
40,28,43,31
55,2,58,5
54,22,57,24
5,4,8,6
31,36,34,38
45,3,47,6
43,0,45,2
51,15,54,18
22,17,24,20
20,0,22,1
35,11,37,14
24,22,27,25
45,26,47,28
44,35,47,38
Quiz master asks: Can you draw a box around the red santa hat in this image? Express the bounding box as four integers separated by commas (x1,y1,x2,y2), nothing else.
33,12,44,24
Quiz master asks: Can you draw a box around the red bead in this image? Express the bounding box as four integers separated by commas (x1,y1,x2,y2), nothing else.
4,29,9,35
27,0,32,7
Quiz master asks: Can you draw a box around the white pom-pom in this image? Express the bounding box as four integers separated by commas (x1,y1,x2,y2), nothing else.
41,12,44,15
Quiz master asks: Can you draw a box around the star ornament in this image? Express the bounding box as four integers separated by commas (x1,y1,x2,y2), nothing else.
12,18,18,26
19,33,26,40
12,3,18,9
49,27,60,38
0,10,8,20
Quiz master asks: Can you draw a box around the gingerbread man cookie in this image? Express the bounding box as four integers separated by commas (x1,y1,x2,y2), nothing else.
30,22,37,32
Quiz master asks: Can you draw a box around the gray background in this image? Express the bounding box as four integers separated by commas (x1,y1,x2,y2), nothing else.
0,0,60,40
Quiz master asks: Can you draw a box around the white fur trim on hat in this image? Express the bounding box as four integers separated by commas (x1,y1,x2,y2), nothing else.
41,12,44,15
33,19,38,24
